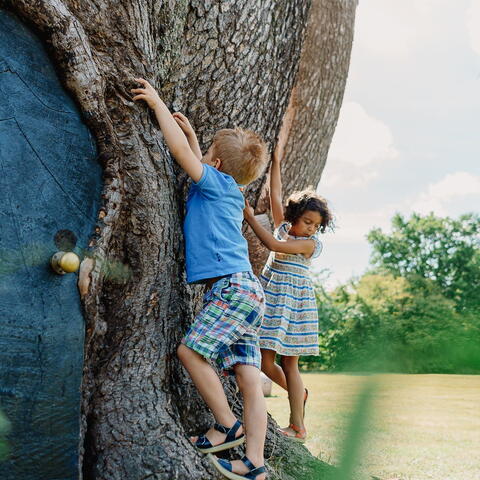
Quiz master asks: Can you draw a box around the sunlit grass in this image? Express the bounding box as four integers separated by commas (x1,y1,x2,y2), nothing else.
266,373,480,480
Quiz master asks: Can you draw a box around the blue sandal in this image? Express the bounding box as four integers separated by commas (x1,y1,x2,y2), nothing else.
194,420,244,453
209,454,267,480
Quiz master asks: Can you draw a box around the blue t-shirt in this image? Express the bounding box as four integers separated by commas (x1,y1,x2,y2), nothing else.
184,164,252,283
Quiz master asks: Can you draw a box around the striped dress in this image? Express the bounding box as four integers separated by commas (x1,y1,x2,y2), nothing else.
258,222,322,356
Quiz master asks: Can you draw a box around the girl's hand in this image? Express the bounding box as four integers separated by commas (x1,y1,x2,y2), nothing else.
243,200,255,220
273,124,289,163
131,78,162,110
273,97,295,162
272,142,282,164
173,112,195,138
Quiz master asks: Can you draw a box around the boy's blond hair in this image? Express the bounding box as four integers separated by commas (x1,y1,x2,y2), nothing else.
212,128,268,185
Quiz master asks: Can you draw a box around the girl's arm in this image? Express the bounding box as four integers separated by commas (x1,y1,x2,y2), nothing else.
132,78,203,182
270,144,284,228
244,203,315,257
270,104,294,227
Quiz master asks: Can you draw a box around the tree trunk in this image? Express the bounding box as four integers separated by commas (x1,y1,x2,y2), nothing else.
0,1,356,478
249,0,358,274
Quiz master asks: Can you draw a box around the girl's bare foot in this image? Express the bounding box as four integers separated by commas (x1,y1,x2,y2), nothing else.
279,423,306,442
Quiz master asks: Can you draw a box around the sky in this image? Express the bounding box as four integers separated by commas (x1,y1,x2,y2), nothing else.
312,0,480,288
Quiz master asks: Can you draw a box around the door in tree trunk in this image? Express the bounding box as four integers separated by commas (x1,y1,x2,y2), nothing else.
0,10,101,479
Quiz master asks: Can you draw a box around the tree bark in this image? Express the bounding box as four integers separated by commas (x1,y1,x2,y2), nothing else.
0,1,356,478
249,0,358,274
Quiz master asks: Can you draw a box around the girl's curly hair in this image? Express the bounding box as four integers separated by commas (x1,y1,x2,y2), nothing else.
284,188,334,233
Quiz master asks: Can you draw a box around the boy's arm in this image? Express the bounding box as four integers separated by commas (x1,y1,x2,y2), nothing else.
132,78,203,182
173,112,202,160
244,203,315,257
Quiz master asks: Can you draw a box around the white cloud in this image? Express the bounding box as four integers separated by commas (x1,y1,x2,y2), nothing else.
354,0,451,58
323,102,399,188
411,171,480,216
314,172,480,287
466,0,480,55
313,1,478,288
327,172,480,246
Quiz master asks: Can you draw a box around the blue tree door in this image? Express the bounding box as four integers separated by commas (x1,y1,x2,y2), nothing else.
0,11,102,479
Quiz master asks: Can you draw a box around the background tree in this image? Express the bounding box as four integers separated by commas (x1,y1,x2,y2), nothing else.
306,213,480,374
322,274,464,373
0,1,357,478
368,212,480,313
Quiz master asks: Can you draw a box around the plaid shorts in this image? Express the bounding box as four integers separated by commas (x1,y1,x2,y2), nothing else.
181,271,265,372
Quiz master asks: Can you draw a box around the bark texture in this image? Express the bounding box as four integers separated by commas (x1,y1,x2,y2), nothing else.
249,0,358,274
278,0,357,194
0,1,356,478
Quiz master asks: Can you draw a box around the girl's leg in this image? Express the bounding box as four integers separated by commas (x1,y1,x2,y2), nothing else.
177,344,241,444
280,355,305,431
260,348,288,390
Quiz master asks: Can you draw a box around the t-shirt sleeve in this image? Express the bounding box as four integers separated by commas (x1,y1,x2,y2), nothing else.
194,164,234,200
273,222,290,241
311,234,323,259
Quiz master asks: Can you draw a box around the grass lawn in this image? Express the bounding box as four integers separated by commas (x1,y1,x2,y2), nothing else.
266,373,480,480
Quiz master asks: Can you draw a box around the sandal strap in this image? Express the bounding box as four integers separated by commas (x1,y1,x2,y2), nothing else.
289,423,305,434
241,456,256,470
241,456,266,479
214,419,242,442
195,434,213,449
213,422,229,434
288,423,307,438
218,458,233,472
218,457,266,479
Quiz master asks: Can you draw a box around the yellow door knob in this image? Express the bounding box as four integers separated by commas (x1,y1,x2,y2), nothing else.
50,251,80,275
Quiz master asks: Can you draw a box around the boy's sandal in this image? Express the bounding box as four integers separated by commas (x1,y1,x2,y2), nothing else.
279,423,307,443
194,419,244,453
208,453,267,480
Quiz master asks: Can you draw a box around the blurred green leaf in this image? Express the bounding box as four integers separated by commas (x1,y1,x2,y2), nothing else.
0,409,11,462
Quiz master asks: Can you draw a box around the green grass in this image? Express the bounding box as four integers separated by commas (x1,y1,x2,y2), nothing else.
266,373,480,480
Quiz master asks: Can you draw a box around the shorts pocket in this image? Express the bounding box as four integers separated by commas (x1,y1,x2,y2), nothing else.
230,275,265,306
211,276,232,302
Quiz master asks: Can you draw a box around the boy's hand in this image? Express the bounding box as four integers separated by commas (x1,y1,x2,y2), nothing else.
131,78,161,110
243,200,255,221
130,76,203,181
173,112,202,160
173,112,194,137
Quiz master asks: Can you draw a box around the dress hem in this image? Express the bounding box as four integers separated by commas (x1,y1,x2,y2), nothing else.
259,341,319,357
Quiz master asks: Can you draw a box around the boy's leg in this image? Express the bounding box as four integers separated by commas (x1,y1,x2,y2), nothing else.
182,272,265,458
228,364,267,477
280,355,305,431
260,348,288,390
177,344,242,444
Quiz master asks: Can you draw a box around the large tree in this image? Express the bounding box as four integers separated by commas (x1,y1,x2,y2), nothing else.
0,0,357,478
